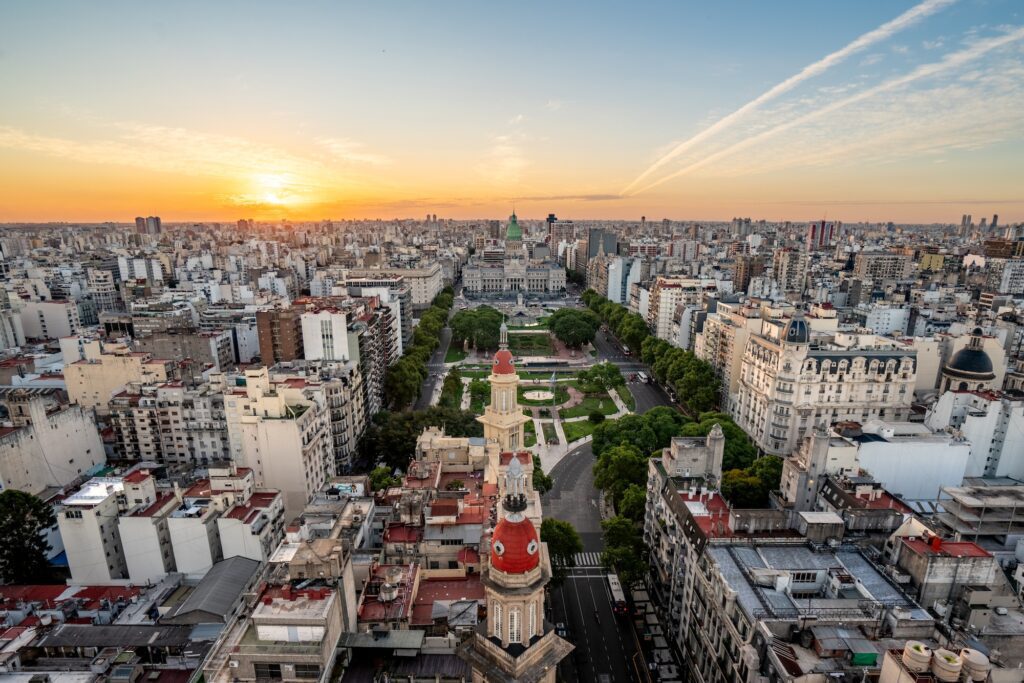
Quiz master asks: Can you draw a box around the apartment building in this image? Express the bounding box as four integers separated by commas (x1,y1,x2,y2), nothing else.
854,252,913,281
256,305,304,363
926,389,1024,479
225,368,334,519
345,263,443,310
732,315,917,455
63,342,175,414
20,299,81,340
648,276,706,342
0,388,105,493
696,300,764,410
58,469,162,584
644,447,935,683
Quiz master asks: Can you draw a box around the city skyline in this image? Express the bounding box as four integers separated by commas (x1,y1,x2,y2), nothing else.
2,0,1023,223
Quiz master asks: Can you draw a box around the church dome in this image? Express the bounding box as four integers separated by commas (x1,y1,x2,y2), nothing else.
782,314,809,345
493,349,515,375
945,346,994,379
490,516,540,574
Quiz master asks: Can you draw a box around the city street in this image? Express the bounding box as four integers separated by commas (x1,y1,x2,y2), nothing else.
542,442,646,682
413,322,453,411
590,327,675,415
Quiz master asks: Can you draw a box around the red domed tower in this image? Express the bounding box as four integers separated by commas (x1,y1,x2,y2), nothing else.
477,322,530,451
457,458,572,682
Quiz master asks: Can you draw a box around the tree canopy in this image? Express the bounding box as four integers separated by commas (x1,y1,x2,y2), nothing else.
720,456,784,508
601,515,646,585
0,490,56,584
450,306,504,352
369,466,400,492
357,406,483,470
540,518,583,585
532,455,554,495
547,308,600,348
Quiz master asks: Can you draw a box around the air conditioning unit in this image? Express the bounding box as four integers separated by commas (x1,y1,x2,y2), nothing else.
228,661,238,669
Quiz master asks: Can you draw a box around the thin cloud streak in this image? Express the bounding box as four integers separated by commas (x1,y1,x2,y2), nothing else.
620,0,957,195
633,26,1024,194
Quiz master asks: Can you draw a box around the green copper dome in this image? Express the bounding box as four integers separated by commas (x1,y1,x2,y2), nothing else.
506,213,522,241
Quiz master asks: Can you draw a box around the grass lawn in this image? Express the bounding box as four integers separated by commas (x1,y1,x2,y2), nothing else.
524,420,536,447
518,384,570,406
559,394,617,419
562,420,596,442
444,346,467,363
469,379,489,412
461,367,491,379
616,386,636,411
541,422,559,445
508,332,554,355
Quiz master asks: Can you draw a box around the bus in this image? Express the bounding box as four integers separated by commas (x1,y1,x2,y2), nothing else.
636,371,649,384
607,573,629,617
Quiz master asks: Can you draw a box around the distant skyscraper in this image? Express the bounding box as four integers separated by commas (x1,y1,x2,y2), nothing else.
135,216,146,234
805,220,836,251
980,217,988,230
992,214,999,230
145,216,161,235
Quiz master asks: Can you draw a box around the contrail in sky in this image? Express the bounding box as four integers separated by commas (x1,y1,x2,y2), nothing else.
630,25,1024,194
620,0,957,196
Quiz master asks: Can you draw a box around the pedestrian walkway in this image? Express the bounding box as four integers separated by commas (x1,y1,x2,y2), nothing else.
560,551,603,568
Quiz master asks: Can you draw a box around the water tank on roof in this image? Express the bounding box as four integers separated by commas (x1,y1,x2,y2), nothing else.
960,648,991,682
930,649,962,682
902,642,932,672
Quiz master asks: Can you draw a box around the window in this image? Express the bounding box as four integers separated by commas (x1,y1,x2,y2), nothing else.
253,662,281,679
294,665,321,679
493,602,503,639
791,571,816,583
509,608,521,643
65,509,82,519
528,601,536,639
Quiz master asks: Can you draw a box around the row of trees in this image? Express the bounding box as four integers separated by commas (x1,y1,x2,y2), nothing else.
581,289,720,415
438,368,463,410
450,305,503,352
575,361,625,392
546,307,600,348
383,287,455,410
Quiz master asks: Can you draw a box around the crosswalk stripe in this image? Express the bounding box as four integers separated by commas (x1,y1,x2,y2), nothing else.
554,552,605,567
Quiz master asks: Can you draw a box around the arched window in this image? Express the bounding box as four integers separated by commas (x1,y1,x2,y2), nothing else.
528,601,536,638
509,608,521,643
501,390,507,411
493,602,503,639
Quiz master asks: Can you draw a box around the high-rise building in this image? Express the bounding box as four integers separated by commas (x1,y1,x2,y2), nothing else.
135,216,147,234
805,219,837,251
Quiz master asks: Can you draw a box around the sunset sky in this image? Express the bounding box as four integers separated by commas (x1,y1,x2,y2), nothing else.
1,0,1023,223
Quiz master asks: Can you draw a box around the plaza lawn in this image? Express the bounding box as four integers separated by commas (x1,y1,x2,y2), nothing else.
507,332,554,355
444,346,468,363
616,387,636,412
561,420,596,443
524,420,537,447
542,422,559,445
558,394,617,419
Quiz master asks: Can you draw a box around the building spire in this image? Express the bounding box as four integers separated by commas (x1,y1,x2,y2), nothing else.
499,315,508,349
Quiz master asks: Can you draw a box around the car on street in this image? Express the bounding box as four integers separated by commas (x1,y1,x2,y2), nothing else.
554,622,569,639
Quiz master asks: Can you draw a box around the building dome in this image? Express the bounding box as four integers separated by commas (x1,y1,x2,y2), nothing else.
505,213,522,241
782,313,810,345
945,347,994,379
493,349,515,375
490,516,540,574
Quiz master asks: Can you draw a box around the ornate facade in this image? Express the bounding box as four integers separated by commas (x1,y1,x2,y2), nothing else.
733,313,917,455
